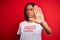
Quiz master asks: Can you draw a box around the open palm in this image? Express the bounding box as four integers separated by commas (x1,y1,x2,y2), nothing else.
29,5,44,23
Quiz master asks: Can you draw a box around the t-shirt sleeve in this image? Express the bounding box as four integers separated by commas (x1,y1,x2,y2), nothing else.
17,23,21,35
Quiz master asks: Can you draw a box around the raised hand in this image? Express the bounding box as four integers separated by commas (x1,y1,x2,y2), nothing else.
29,5,45,23
29,5,52,34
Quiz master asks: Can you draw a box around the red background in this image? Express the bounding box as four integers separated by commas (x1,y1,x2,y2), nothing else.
0,0,60,40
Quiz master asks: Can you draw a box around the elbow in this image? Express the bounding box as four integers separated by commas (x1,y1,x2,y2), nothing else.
47,31,52,34
47,29,52,34
45,28,52,34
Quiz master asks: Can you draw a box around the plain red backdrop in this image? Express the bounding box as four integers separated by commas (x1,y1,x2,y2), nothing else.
0,0,60,40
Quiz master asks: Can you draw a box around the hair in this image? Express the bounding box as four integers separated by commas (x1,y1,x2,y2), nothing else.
24,2,36,20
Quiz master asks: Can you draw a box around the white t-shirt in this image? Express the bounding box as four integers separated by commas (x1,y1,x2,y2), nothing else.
17,21,44,40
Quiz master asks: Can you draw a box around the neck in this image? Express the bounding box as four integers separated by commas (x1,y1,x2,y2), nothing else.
27,19,32,23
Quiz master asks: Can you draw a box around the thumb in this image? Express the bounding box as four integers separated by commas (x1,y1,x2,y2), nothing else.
29,18,36,22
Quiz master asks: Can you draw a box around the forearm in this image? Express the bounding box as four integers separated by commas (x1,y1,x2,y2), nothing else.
40,21,52,34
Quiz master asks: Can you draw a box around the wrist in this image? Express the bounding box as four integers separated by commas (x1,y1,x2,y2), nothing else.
40,20,47,25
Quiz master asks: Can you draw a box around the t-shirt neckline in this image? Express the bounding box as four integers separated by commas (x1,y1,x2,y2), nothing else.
25,21,34,24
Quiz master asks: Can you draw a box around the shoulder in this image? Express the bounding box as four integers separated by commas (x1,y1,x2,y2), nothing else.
19,20,26,26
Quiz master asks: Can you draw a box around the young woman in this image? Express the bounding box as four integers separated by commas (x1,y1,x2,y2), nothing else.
17,2,52,40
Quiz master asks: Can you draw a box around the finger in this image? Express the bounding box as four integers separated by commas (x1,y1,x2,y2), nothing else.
35,7,41,18
29,18,36,22
34,5,40,18
34,5,38,18
40,13,44,20
39,7,42,14
34,5,39,14
38,7,44,17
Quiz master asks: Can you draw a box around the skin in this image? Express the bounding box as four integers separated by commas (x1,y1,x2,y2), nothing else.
26,5,36,20
18,4,52,40
26,4,52,34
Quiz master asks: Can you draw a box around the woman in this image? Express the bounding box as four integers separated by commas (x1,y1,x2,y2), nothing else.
17,2,52,40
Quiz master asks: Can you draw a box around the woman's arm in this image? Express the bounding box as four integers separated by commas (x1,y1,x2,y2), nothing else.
40,21,52,34
29,5,52,34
